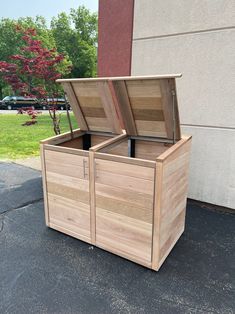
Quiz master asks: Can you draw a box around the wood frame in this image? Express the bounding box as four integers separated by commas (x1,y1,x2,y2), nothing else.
91,134,192,270
41,74,192,271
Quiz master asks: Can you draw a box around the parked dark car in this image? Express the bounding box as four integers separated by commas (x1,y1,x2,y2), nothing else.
41,98,70,110
1,96,39,110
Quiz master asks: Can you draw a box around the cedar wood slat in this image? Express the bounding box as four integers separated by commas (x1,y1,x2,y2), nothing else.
40,75,192,271
62,82,89,131
112,80,138,136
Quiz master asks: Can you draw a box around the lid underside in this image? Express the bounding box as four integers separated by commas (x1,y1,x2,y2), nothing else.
58,75,181,140
61,80,123,134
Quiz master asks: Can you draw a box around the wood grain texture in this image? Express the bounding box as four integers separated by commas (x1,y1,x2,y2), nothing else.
135,140,172,161
154,137,192,270
101,139,129,157
45,150,91,242
40,144,49,226
126,79,162,98
159,79,181,140
40,129,83,145
62,80,123,134
99,138,172,161
90,133,127,152
97,81,123,134
41,74,193,271
85,117,112,133
95,158,154,264
44,144,89,157
94,151,155,168
130,96,162,110
48,194,90,240
157,136,192,162
90,134,112,147
58,137,83,149
112,80,137,136
96,208,153,266
57,74,182,83
89,151,96,245
151,162,162,270
62,82,88,131
135,120,167,138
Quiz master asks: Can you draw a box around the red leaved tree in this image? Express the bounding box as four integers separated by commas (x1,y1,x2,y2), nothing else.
0,26,71,134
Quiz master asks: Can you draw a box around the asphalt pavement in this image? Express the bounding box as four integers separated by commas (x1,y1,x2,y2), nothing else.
0,162,235,314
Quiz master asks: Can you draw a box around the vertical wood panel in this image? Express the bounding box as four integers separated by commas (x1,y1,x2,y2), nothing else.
95,158,154,264
45,149,91,242
160,79,181,140
89,151,96,245
62,82,88,131
97,81,123,134
151,161,162,270
41,145,49,226
158,137,192,269
112,80,137,135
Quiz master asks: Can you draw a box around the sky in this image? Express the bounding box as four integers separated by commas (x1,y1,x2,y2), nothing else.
0,0,98,22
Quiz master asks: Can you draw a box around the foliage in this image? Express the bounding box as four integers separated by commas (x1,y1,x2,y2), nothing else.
51,6,97,78
0,27,71,99
0,16,58,98
0,113,78,159
0,26,73,135
18,107,41,126
0,6,98,99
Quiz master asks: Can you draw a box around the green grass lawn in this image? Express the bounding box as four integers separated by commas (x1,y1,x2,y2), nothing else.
0,113,78,159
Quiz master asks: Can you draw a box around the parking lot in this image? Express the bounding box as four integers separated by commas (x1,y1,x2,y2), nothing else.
0,161,235,313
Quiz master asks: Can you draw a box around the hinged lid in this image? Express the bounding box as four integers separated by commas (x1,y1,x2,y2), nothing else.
57,74,181,140
56,78,123,134
111,75,182,141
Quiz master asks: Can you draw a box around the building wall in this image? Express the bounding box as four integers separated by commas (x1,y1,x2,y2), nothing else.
98,0,235,209
98,0,134,76
131,0,235,209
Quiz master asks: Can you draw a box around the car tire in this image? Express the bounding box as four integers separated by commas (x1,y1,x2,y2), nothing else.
42,105,46,110
7,105,12,110
60,106,64,110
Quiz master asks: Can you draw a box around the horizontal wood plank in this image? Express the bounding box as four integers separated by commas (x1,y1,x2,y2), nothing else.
96,208,152,264
45,150,88,168
95,158,154,181
95,182,153,210
130,97,162,110
94,152,156,168
47,182,89,204
126,79,162,98
48,194,90,239
135,120,167,138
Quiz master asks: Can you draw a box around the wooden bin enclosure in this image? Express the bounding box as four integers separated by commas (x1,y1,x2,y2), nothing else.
41,75,192,271
40,79,124,244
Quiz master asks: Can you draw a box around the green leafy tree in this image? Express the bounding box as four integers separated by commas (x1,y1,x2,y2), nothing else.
51,6,97,78
0,6,98,97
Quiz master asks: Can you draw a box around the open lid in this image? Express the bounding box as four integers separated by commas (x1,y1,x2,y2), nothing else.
111,75,182,141
56,78,123,134
57,74,181,140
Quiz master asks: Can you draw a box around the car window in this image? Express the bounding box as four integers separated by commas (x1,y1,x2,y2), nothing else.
3,96,10,101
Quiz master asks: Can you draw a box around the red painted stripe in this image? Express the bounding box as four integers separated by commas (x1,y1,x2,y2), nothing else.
98,0,135,77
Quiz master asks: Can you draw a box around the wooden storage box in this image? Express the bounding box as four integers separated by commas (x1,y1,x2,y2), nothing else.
40,79,124,244
41,75,192,271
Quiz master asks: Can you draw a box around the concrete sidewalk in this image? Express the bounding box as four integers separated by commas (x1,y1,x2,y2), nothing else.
0,162,234,313
0,157,41,171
